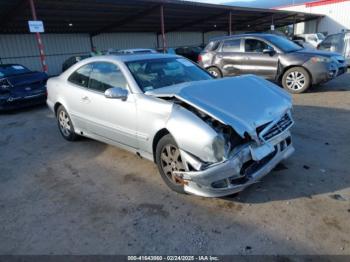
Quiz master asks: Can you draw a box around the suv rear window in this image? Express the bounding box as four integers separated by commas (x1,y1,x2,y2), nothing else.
204,41,220,51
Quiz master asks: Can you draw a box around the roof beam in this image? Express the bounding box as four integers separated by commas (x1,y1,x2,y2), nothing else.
163,11,228,34
236,13,297,31
0,0,27,27
90,5,160,36
204,13,273,32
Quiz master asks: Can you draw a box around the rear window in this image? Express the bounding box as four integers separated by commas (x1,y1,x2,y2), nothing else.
0,64,31,77
204,41,220,51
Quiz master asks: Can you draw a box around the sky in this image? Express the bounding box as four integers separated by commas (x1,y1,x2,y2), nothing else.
188,0,312,8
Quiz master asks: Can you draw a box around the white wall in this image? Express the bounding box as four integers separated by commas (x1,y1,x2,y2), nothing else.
277,1,350,35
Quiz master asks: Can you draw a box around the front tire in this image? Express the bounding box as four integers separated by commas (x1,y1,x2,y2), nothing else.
56,105,78,141
207,67,222,78
155,134,186,194
282,67,311,94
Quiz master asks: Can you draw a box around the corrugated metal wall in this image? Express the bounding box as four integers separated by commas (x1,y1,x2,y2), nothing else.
0,34,91,75
204,31,228,43
165,32,202,48
92,33,157,51
0,31,228,76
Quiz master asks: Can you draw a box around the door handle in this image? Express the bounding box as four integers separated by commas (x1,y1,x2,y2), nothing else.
81,96,90,103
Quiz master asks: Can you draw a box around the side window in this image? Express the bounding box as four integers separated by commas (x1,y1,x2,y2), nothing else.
88,62,128,93
245,39,271,53
68,64,92,88
222,39,241,52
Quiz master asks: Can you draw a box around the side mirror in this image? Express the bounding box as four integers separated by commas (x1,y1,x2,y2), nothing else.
263,48,275,55
104,87,128,101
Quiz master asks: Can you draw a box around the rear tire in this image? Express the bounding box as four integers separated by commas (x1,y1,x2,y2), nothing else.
207,67,222,78
155,134,186,194
56,105,78,141
282,67,311,94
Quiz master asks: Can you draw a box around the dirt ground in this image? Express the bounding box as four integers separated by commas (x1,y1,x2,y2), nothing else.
1,72,350,255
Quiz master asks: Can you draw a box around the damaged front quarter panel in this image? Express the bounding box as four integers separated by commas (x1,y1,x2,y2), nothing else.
165,102,223,164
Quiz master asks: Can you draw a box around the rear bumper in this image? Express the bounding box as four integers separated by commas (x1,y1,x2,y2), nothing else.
178,131,294,197
0,92,46,111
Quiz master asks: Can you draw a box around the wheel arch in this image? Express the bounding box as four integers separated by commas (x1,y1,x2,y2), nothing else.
54,102,62,116
278,65,312,84
152,128,170,162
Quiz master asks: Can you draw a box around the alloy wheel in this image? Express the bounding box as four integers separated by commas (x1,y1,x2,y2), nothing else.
160,144,185,185
209,69,219,77
58,110,72,137
286,71,306,91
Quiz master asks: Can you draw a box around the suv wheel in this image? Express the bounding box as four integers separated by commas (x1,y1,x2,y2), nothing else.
207,67,222,78
57,105,78,141
155,134,186,194
282,67,311,94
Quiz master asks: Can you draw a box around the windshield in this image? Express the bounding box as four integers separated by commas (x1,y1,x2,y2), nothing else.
126,57,213,92
264,35,303,52
0,64,31,78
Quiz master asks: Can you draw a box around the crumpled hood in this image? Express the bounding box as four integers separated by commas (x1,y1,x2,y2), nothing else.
146,75,292,138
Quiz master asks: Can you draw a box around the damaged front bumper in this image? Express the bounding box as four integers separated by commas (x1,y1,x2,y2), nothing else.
177,131,294,197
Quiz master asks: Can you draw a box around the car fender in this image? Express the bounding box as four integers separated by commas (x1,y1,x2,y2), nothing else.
165,103,218,163
276,53,312,80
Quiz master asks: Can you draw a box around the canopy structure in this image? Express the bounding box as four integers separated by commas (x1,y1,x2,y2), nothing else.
0,0,322,35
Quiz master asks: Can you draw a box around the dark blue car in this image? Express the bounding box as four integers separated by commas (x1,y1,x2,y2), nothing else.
0,64,48,111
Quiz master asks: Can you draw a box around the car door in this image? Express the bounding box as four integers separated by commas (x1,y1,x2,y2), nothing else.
65,63,93,131
216,38,244,76
241,38,278,79
82,61,138,148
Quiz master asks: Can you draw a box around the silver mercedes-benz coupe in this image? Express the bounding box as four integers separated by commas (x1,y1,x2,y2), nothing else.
47,54,294,197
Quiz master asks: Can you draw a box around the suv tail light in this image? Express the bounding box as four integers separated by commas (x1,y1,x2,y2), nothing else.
197,54,202,63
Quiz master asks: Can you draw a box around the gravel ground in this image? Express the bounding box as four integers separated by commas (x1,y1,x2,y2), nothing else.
0,73,350,255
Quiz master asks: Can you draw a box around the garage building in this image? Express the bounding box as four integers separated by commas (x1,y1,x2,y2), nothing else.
276,0,350,35
0,0,320,75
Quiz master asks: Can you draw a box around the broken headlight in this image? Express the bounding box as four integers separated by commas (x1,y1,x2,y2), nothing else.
0,79,11,93
212,135,226,161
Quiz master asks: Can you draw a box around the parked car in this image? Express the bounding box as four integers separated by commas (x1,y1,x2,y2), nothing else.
295,33,325,48
199,34,347,93
116,48,157,55
62,55,90,72
47,54,294,197
175,46,202,62
318,32,350,65
292,36,315,50
0,64,47,111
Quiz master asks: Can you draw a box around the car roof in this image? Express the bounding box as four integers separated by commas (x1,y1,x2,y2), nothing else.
0,63,24,68
76,53,181,64
209,33,279,42
119,48,155,52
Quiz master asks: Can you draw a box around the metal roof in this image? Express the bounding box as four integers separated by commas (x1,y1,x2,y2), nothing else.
0,0,322,34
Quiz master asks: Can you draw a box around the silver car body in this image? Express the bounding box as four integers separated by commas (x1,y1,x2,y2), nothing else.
47,54,294,197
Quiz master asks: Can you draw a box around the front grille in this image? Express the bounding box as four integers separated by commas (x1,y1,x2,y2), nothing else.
259,113,293,141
